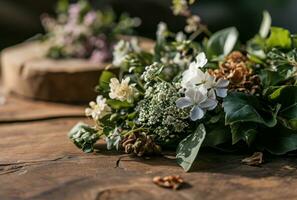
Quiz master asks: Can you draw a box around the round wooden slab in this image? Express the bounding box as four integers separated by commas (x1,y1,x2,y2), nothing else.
1,37,154,103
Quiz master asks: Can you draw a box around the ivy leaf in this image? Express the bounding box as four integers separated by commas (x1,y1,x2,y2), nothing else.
258,125,297,155
266,27,292,49
204,125,231,147
176,124,206,172
259,69,285,88
230,123,257,146
223,92,278,127
269,86,297,130
206,27,239,60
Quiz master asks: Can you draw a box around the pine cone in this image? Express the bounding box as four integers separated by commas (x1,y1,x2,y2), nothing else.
208,51,261,95
121,132,162,156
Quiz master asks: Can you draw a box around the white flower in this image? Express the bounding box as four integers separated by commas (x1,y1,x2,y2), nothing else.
180,52,229,97
204,76,229,98
112,39,140,67
156,22,167,42
109,77,136,102
176,31,186,42
173,53,191,67
176,87,217,121
106,129,121,150
112,40,130,67
85,96,111,120
181,52,208,88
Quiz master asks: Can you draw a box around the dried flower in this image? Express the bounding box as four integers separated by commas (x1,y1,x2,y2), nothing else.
121,132,161,156
85,96,111,120
153,175,184,190
208,51,261,95
109,77,136,102
241,152,263,166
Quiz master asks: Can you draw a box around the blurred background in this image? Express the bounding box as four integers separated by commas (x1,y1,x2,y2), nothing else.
0,0,297,50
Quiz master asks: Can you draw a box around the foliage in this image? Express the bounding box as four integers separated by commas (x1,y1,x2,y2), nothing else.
68,7,297,172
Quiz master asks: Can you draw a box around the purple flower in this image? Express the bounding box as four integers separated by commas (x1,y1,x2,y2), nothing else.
84,11,97,26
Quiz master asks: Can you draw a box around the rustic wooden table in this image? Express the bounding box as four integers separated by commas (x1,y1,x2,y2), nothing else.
1,90,297,200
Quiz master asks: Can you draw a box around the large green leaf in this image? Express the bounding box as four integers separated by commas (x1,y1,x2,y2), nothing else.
258,125,297,155
206,27,239,59
223,92,278,127
176,124,206,172
269,86,297,129
266,27,292,49
204,114,231,147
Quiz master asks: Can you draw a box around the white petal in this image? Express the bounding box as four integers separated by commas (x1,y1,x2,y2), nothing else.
200,98,218,110
195,52,208,68
216,79,229,88
96,95,104,104
123,77,130,84
208,89,216,100
190,106,205,121
215,88,228,98
176,97,193,108
85,108,92,116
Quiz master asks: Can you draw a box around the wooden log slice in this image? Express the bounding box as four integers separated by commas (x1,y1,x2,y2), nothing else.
1,37,154,103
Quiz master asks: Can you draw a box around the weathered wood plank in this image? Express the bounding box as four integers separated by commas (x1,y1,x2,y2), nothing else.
1,118,297,200
0,95,84,122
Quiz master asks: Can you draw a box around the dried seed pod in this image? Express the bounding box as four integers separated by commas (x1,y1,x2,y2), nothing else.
208,51,261,95
241,152,263,166
153,175,184,190
121,132,162,156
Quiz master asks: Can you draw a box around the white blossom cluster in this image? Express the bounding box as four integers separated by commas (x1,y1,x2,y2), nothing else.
112,39,141,67
85,96,111,121
176,52,229,121
137,82,189,142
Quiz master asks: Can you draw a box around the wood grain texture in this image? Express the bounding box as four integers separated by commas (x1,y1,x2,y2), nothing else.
0,117,297,200
0,95,84,122
0,88,297,200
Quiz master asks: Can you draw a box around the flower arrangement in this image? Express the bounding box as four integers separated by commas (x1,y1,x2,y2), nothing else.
69,1,297,171
41,0,140,63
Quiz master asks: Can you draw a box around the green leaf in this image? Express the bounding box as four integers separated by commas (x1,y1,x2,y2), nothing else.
259,69,285,88
259,10,271,38
258,124,297,155
247,35,266,59
266,27,292,49
269,86,297,129
99,71,116,91
230,123,257,146
223,92,278,127
106,99,132,110
204,125,231,147
68,122,99,153
176,124,206,172
206,27,239,59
